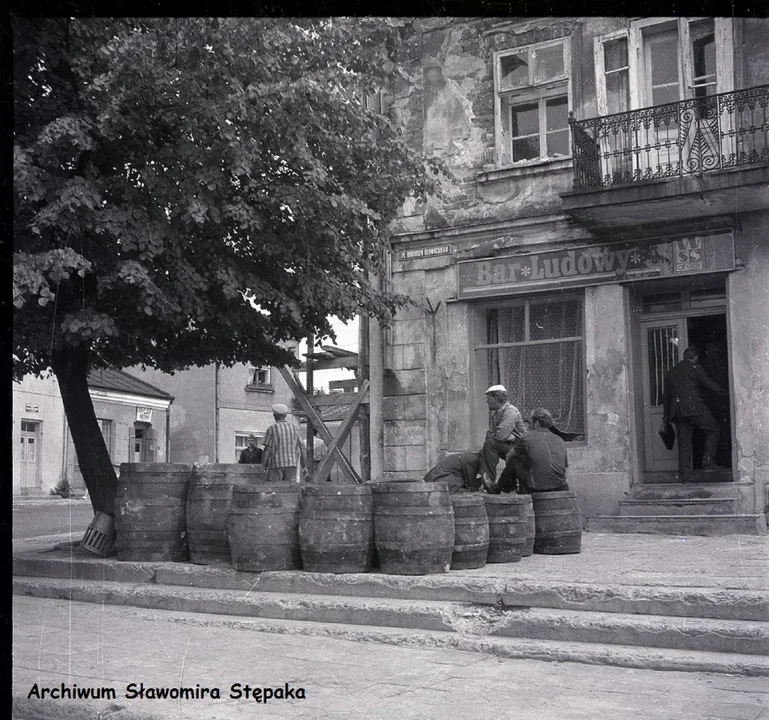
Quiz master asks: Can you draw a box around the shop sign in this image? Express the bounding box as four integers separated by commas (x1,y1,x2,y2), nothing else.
399,244,452,261
136,407,153,422
25,404,39,413
457,231,734,299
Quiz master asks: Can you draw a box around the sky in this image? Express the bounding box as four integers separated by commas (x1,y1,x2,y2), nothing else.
297,316,359,392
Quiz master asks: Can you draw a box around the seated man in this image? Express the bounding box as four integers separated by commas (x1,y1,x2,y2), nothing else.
478,384,527,491
497,408,570,494
423,451,482,492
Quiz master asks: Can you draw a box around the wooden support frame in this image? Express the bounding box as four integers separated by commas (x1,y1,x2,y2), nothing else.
279,366,367,485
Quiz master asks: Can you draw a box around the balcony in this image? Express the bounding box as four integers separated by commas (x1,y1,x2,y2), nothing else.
561,85,769,231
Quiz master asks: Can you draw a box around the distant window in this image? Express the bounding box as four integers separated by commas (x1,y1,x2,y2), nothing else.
97,419,113,459
246,365,274,392
235,432,263,461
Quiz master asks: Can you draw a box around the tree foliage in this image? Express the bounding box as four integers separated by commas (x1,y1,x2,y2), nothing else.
13,16,444,513
14,16,442,378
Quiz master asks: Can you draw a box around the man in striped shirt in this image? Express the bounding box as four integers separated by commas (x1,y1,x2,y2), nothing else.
261,404,308,482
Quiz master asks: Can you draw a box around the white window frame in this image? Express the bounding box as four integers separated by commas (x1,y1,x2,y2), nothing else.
624,17,733,111
97,418,113,460
493,37,572,167
247,365,271,386
594,30,631,117
235,431,264,461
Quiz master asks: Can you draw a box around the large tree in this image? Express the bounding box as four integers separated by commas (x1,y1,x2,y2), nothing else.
13,17,442,515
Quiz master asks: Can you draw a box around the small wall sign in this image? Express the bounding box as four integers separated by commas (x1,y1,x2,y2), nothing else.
399,245,452,261
25,404,39,413
136,407,153,422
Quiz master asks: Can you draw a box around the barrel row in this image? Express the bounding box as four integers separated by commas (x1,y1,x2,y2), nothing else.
113,465,581,574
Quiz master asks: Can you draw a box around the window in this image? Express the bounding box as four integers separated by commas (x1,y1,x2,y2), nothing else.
596,19,732,114
97,419,113,459
494,39,571,166
235,432,263,461
478,294,585,436
246,365,274,392
595,34,630,116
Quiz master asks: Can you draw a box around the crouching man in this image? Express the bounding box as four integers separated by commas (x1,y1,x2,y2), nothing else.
423,451,482,492
497,408,570,494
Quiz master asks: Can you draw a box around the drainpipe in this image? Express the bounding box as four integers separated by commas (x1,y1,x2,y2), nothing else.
214,363,220,463
369,265,385,483
165,398,173,463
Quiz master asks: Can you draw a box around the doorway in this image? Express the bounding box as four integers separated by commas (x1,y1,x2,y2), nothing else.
635,282,731,481
19,420,41,491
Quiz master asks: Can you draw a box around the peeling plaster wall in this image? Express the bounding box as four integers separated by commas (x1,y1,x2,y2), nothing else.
392,17,630,232
568,285,633,518
728,212,769,515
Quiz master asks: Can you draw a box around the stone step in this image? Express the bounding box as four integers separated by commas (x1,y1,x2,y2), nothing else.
618,498,736,516
631,484,742,501
14,554,769,621
588,514,765,536
13,577,769,675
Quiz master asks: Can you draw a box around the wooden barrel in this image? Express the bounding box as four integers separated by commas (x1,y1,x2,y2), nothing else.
299,484,374,573
520,494,536,557
227,483,302,571
114,463,191,562
187,464,266,565
450,494,489,570
372,482,455,575
532,490,582,555
483,495,531,563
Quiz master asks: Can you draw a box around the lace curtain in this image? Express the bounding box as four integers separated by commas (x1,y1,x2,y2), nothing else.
486,296,585,434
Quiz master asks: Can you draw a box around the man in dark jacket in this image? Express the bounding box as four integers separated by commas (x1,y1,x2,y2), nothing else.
424,451,482,492
662,346,726,477
497,408,569,494
238,435,262,464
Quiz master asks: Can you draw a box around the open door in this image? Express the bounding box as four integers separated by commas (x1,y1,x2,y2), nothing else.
641,319,686,472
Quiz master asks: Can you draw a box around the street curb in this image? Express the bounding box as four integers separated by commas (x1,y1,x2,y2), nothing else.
13,575,769,657
14,553,769,621
11,589,769,678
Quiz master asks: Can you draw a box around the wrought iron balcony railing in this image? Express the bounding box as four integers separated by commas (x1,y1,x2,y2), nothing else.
569,84,769,189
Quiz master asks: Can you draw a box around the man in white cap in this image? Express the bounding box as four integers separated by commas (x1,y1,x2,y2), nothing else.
479,384,526,492
261,404,308,482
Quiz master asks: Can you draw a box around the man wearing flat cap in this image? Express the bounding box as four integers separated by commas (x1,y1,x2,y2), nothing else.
261,404,308,482
238,434,263,464
479,385,526,492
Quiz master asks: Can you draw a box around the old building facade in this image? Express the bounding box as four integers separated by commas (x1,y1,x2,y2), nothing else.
12,369,173,496
382,17,769,533
124,361,297,466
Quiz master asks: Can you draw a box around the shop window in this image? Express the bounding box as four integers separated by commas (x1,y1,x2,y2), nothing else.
481,294,585,436
494,38,571,166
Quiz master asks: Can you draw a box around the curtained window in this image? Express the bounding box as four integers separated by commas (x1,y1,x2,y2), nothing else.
482,294,585,436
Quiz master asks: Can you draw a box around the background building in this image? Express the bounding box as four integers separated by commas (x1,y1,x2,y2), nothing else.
380,16,769,534
12,369,173,496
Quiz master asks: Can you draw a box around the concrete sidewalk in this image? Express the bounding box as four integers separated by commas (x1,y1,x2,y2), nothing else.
12,595,769,720
15,531,769,591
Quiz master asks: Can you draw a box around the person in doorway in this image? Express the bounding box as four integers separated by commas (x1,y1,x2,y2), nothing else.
261,404,308,482
423,451,482,492
478,385,527,492
496,408,570,494
237,434,262,464
311,428,329,483
662,345,726,479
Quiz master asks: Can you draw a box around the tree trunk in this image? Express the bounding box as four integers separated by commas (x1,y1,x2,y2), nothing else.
51,343,117,516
